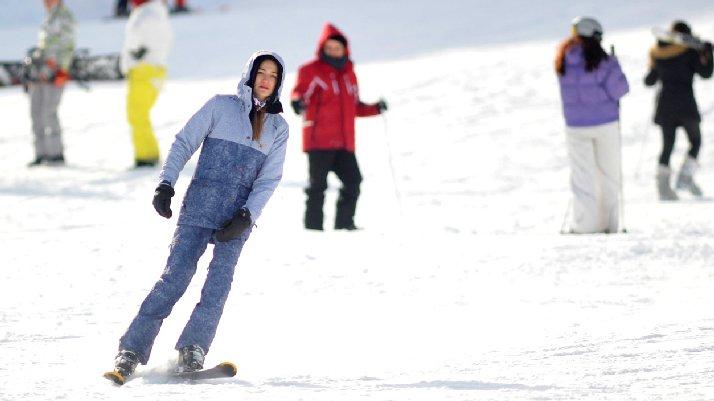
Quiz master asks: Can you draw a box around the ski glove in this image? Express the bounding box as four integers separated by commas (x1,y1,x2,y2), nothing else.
291,99,304,115
376,99,388,113
130,46,148,61
215,208,252,242
152,181,174,219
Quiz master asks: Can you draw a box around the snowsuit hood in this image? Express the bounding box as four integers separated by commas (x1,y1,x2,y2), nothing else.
315,23,351,58
237,51,285,114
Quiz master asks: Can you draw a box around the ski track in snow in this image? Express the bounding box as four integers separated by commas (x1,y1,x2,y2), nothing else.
2,2,714,400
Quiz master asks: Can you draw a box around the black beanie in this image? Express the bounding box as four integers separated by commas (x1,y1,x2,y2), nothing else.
245,55,284,114
326,34,348,48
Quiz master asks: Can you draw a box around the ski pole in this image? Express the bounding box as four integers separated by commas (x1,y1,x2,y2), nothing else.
611,44,627,233
381,113,403,215
560,198,572,234
617,118,627,233
633,119,652,180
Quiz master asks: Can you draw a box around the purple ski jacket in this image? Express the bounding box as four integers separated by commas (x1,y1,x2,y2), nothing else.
558,44,629,127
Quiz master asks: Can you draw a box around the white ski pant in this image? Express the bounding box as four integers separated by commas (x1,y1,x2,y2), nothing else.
566,121,621,234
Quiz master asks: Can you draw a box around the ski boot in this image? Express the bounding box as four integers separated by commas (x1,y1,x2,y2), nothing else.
177,345,205,373
134,159,159,168
44,155,65,166
675,157,703,196
104,350,140,385
27,157,43,167
657,165,678,201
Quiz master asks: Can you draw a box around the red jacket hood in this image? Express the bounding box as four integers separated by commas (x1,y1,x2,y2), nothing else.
316,23,351,58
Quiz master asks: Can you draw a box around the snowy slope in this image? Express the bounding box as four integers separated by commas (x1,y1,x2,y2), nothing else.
2,1,714,400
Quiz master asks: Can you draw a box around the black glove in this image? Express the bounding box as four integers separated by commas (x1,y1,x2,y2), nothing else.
291,99,304,115
376,99,388,113
152,181,174,219
130,46,148,61
216,208,252,242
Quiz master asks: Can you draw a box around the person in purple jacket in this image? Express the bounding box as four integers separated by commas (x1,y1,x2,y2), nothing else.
555,17,630,234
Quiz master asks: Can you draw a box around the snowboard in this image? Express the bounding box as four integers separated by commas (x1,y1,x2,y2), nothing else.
652,27,706,51
0,48,123,88
103,361,238,386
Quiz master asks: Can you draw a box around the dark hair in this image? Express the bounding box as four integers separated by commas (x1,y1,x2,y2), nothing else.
581,36,609,72
671,20,692,35
555,36,609,75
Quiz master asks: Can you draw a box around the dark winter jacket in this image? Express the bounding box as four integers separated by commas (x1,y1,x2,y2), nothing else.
291,23,381,152
644,43,713,126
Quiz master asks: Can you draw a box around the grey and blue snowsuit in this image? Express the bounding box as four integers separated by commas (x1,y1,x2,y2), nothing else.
119,51,288,364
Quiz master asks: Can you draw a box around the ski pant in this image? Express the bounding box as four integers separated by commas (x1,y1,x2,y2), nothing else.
304,150,362,229
116,0,128,15
566,121,621,234
658,119,701,166
127,64,166,163
29,82,65,159
119,224,248,364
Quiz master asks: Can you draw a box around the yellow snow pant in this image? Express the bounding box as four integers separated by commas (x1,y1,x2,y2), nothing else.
127,64,166,162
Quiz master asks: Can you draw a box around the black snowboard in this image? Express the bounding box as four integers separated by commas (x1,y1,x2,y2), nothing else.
0,48,123,88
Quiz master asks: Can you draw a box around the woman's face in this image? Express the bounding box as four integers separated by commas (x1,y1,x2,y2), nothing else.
253,59,279,102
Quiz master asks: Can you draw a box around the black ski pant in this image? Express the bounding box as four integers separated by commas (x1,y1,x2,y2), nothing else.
659,119,701,166
305,150,362,229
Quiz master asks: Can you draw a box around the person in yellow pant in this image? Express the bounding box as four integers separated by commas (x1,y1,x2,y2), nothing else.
121,0,172,167
127,64,166,165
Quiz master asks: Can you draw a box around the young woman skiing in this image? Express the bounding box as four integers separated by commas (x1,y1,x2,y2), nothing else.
645,20,713,200
106,51,288,383
555,17,630,234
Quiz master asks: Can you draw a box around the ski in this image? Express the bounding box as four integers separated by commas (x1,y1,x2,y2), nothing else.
103,361,237,386
103,370,128,386
652,27,705,50
174,361,238,381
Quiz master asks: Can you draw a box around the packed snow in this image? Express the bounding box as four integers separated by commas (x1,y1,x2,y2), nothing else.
1,1,714,400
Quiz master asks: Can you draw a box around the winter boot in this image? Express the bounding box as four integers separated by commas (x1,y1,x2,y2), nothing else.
44,155,65,166
27,157,43,167
675,156,703,196
113,350,140,378
657,165,679,201
177,345,205,373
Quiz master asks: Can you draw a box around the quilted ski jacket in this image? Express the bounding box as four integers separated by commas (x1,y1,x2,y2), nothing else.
159,51,289,228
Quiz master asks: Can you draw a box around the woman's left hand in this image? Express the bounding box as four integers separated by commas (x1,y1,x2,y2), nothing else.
215,208,252,242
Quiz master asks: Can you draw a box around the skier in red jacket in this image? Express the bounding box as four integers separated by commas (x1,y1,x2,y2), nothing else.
291,23,387,230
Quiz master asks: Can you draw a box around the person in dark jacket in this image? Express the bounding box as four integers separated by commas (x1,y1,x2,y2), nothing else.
291,23,387,231
645,20,713,199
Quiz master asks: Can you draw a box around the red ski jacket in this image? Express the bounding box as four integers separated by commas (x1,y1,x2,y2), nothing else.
291,24,381,152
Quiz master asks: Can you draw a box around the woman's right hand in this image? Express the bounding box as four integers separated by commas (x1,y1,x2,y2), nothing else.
152,181,175,219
